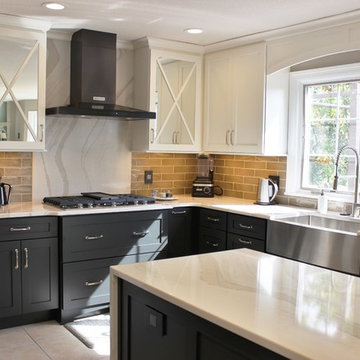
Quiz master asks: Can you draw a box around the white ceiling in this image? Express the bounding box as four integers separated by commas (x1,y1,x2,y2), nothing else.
2,0,360,45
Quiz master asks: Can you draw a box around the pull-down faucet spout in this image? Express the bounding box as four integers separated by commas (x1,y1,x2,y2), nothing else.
333,145,360,217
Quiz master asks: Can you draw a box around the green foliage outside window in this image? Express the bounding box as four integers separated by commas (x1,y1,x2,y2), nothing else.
303,81,359,192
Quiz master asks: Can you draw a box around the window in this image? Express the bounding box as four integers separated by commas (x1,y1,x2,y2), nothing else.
287,63,360,198
303,81,360,192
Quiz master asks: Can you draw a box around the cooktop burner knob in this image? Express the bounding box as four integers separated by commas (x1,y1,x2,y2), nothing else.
134,200,139,205
77,204,83,209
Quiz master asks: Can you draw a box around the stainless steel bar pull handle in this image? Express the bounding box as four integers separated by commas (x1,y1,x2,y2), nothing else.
85,280,103,287
14,248,19,270
10,226,31,232
132,231,149,237
226,130,230,145
206,241,219,247
150,128,155,144
207,217,220,223
24,248,29,269
85,235,104,240
239,224,253,230
237,238,252,245
230,130,235,146
172,210,187,215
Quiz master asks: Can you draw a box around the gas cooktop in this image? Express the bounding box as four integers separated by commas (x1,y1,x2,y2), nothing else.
43,192,156,209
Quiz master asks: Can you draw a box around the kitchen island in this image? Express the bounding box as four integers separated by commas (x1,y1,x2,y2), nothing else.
110,248,360,360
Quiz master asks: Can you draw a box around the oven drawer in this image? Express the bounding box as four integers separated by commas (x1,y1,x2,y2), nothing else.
61,211,168,262
0,217,58,241
62,253,164,309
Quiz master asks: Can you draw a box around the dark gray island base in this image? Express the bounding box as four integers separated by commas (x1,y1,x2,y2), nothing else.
118,280,286,360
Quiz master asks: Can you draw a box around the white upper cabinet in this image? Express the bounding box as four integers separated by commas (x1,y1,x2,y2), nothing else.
203,42,288,155
131,39,203,152
0,16,48,151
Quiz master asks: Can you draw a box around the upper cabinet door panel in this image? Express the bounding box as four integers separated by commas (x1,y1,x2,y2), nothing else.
0,25,46,151
204,53,233,151
232,44,265,152
132,42,202,153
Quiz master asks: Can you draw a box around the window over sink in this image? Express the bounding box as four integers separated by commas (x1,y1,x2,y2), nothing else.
287,63,360,200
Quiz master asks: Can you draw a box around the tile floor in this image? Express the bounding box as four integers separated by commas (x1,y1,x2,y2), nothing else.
0,321,110,360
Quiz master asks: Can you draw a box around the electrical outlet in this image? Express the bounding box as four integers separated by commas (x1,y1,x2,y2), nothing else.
144,170,153,184
269,175,280,189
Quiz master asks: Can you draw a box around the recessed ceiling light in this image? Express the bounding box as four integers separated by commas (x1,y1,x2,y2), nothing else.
42,2,65,10
184,28,203,34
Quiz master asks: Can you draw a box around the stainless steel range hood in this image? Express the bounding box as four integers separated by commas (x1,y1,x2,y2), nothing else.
46,29,155,120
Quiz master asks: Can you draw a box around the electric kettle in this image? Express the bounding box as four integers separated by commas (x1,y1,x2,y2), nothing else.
256,178,278,205
0,181,12,205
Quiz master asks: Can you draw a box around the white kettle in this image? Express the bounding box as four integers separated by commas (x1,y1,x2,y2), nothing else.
256,178,278,205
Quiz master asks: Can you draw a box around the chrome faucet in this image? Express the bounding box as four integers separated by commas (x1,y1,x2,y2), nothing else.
333,145,360,217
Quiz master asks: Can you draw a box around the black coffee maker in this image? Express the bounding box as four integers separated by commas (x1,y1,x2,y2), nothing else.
0,180,12,205
192,155,214,197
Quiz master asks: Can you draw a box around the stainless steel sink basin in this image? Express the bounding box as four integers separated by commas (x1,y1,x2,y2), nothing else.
279,214,360,234
267,214,360,276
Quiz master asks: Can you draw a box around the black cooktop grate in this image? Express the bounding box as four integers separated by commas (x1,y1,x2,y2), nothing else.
43,193,156,209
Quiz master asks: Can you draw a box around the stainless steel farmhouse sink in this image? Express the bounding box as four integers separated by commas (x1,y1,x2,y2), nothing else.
267,214,360,276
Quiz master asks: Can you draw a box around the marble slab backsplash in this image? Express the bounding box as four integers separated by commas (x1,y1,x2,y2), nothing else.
32,37,134,201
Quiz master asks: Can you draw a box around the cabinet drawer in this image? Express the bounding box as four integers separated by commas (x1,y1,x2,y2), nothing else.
200,209,227,231
227,214,266,240
227,233,265,252
0,217,58,241
198,227,226,254
61,211,167,262
63,253,164,310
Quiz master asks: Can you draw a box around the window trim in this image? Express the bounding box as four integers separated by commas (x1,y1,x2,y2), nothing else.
286,62,360,201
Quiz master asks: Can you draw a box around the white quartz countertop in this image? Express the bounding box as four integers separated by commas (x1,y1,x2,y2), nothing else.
0,195,313,219
110,249,360,360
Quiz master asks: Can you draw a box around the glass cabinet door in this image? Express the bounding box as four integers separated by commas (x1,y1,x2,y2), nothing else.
152,53,199,148
0,27,46,150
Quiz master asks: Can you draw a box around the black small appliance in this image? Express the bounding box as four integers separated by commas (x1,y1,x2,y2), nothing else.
192,155,214,198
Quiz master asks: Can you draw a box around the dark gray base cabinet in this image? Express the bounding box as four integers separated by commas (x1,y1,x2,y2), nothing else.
0,217,58,320
168,207,194,257
60,210,168,323
119,281,285,360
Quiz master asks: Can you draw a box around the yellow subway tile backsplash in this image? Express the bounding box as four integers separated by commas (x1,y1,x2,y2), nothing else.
130,152,287,202
0,152,32,203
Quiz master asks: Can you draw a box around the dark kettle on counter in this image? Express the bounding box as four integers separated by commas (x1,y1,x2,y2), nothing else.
0,182,12,205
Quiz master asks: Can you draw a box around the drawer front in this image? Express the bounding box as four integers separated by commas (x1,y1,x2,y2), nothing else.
227,214,266,240
0,217,58,241
62,211,167,262
227,233,265,252
62,253,164,309
198,227,226,254
199,209,227,231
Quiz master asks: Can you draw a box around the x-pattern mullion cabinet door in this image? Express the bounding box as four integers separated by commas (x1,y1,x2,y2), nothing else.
0,19,48,151
132,39,203,153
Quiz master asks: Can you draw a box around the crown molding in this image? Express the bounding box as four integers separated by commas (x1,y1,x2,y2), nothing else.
0,13,51,32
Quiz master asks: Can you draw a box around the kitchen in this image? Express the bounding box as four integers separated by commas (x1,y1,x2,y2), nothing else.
1,1,360,359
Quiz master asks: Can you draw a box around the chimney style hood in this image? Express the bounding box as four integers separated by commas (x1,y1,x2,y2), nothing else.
46,29,156,120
